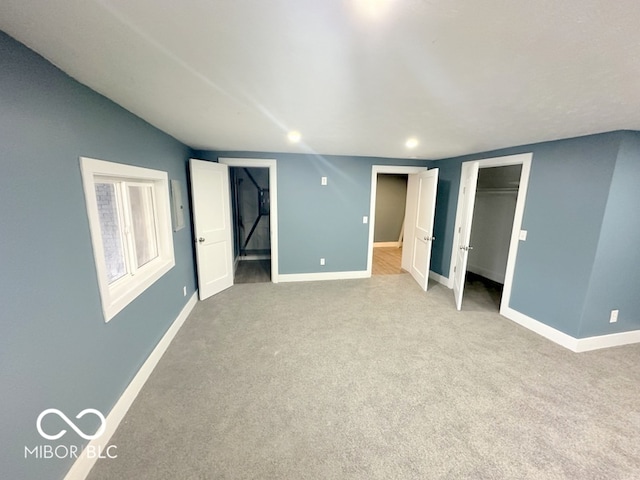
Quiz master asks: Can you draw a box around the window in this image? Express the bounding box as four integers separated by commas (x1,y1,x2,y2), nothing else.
81,157,175,322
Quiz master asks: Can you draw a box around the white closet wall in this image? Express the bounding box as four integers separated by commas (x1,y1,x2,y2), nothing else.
468,190,518,283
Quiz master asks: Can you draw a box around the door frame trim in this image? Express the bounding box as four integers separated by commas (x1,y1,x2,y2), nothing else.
448,152,532,312
219,158,279,283
368,165,428,277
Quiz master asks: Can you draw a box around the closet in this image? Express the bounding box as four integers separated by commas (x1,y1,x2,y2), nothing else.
467,165,522,286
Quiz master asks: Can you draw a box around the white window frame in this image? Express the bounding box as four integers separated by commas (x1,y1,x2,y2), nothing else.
80,157,175,322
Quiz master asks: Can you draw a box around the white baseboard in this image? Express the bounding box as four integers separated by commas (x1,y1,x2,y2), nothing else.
64,292,199,480
279,269,447,285
374,242,401,248
500,306,579,351
574,329,640,352
429,270,452,288
501,305,640,352
278,271,369,283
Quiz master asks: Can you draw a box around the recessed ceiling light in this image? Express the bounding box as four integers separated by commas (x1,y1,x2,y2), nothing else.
287,130,301,143
354,0,393,19
405,137,419,149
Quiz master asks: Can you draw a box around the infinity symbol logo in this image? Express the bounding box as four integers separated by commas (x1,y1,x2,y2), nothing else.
36,409,106,440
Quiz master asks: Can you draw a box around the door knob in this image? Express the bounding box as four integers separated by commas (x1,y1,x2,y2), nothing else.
198,237,205,243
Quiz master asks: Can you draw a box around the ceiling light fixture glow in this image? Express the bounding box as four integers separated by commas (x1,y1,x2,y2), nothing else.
287,130,302,143
405,137,419,149
355,0,394,19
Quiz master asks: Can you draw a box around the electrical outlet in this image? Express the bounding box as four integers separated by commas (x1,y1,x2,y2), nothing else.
183,286,187,297
320,258,325,266
321,176,328,186
610,309,619,323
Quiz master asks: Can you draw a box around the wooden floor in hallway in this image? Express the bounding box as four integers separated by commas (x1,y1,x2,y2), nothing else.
372,246,405,275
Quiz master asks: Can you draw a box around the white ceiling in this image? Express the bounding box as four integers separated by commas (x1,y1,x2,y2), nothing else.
2,0,639,159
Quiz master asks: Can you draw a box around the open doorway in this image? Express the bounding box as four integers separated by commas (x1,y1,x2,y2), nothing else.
372,173,408,275
230,167,271,284
464,165,522,311
450,153,532,312
367,165,437,293
218,158,279,284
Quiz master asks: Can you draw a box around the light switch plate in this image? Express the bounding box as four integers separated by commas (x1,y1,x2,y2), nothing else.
321,176,327,186
519,230,527,241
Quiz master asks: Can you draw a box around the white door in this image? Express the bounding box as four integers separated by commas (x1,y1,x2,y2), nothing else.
407,169,439,291
190,159,234,300
401,174,418,273
452,162,480,310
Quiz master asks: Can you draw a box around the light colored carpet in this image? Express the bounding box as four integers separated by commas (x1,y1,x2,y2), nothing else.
88,276,640,479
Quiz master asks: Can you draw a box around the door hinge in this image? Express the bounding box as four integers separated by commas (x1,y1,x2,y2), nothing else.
454,266,457,272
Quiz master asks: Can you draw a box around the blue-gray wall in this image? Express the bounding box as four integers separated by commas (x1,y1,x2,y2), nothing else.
430,132,632,338
579,131,640,337
193,151,429,274
0,32,196,480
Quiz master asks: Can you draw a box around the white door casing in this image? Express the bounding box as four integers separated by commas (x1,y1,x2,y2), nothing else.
449,153,532,312
452,162,479,310
190,159,234,300
408,169,439,291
